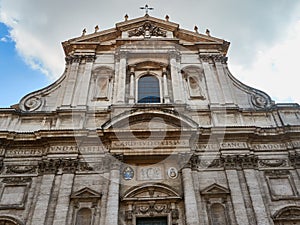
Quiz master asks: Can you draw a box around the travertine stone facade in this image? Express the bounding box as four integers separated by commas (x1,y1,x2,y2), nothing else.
0,14,300,225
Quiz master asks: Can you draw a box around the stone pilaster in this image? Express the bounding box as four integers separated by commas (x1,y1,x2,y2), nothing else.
52,173,75,225
225,170,250,225
61,56,81,107
182,166,200,225
30,174,55,225
213,55,235,105
116,52,127,103
76,55,96,107
162,67,170,103
129,67,135,104
243,169,271,225
200,55,222,105
104,162,120,225
170,51,183,103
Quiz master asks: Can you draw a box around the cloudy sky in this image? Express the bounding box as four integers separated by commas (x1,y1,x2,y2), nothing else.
0,0,300,107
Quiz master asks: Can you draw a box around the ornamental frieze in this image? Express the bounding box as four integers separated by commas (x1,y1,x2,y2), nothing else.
199,54,228,64
5,165,37,174
258,159,288,168
126,202,179,222
38,158,93,174
2,177,32,184
192,154,258,170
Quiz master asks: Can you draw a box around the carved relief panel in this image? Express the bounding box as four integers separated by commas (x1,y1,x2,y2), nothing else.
265,170,299,200
91,66,113,101
0,177,31,209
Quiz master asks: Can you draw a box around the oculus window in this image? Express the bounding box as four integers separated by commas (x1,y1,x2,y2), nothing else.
138,75,160,103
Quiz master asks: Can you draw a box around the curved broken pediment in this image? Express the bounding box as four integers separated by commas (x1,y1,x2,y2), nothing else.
225,67,274,109
101,108,198,130
19,70,67,112
122,183,181,201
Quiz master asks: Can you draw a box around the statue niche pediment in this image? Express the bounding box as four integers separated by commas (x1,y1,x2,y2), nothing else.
71,187,102,200
201,183,230,196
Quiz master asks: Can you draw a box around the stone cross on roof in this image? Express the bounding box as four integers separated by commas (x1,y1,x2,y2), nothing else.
140,4,154,15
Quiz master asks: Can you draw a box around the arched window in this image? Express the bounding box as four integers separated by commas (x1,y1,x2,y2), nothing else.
76,208,92,225
138,75,160,103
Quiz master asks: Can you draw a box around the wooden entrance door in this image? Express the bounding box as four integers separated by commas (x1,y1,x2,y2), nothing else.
136,217,167,225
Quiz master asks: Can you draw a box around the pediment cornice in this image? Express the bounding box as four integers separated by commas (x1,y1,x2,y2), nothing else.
62,15,229,56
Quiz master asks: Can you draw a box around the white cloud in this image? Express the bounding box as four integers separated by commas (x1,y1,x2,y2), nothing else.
230,20,300,104
0,0,300,103
0,36,7,42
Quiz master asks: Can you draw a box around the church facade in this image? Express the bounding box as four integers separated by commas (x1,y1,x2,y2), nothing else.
0,14,300,225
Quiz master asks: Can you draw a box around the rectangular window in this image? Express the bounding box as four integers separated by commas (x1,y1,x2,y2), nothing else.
136,217,167,225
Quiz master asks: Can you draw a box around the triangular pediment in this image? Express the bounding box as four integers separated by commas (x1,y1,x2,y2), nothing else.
201,183,230,195
116,15,180,33
62,15,229,55
71,187,102,199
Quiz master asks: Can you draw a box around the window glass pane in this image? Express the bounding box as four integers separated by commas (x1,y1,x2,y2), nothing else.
138,75,160,103
136,217,167,225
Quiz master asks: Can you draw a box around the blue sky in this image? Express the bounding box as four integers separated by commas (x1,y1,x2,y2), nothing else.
0,0,300,108
0,22,48,107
